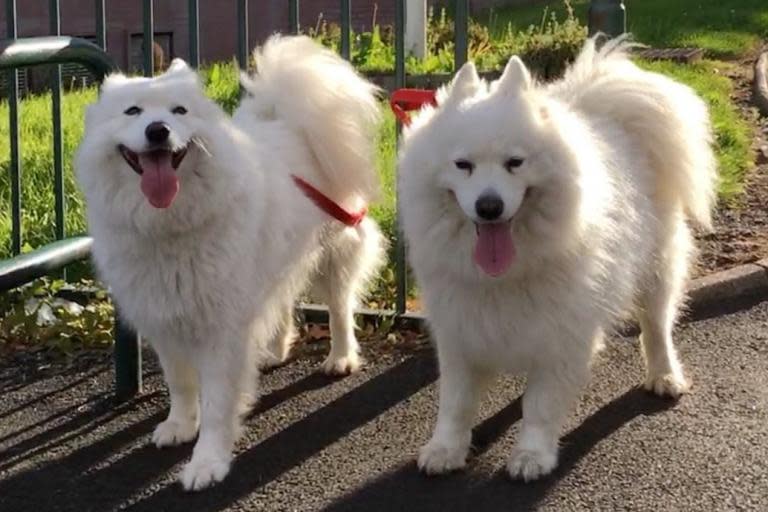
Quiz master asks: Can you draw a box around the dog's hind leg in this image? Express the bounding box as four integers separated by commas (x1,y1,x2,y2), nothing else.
151,338,200,448
314,218,384,376
637,217,692,398
263,302,297,368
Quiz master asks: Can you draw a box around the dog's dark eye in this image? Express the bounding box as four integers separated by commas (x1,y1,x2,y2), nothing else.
454,159,474,173
124,106,142,116
172,105,188,115
504,157,525,172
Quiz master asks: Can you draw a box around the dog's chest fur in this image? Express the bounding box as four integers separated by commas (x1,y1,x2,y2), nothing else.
92,212,262,340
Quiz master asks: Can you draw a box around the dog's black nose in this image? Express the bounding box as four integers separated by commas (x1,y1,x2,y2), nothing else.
145,122,170,144
475,194,504,221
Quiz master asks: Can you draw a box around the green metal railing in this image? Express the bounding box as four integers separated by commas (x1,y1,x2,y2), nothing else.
393,0,407,314
1,0,625,400
0,1,142,400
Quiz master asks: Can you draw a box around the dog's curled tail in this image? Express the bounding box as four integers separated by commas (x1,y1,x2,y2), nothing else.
240,35,381,202
551,35,718,228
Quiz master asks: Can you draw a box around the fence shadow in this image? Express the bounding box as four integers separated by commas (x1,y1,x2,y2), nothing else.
0,365,108,418
0,348,680,512
0,353,437,512
125,354,438,512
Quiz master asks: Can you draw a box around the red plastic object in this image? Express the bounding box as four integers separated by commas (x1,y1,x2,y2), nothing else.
390,88,437,127
292,175,367,227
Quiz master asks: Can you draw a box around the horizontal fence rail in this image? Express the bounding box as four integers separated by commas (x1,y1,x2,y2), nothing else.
1,0,625,398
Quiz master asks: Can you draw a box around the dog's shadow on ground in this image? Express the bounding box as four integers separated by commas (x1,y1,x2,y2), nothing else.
0,353,437,511
124,354,439,511
0,351,676,512
323,387,677,512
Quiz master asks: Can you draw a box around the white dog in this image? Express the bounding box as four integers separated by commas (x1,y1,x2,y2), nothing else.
76,35,384,490
397,36,717,481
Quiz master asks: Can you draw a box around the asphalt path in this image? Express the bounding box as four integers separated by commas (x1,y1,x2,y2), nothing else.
1,299,766,511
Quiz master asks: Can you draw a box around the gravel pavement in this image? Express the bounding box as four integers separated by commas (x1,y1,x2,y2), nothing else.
1,299,767,511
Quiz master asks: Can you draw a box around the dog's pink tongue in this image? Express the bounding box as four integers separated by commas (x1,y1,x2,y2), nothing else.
139,153,179,209
474,223,515,277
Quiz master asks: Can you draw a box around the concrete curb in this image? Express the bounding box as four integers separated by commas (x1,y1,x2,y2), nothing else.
685,259,768,318
754,51,768,117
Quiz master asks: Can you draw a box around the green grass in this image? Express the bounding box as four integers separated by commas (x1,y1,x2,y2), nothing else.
371,108,397,242
481,0,768,59
0,88,95,255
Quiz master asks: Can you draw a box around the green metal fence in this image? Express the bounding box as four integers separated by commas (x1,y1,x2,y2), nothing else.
0,0,626,400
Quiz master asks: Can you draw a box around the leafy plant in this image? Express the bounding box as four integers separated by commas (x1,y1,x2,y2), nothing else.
306,3,587,77
0,278,114,355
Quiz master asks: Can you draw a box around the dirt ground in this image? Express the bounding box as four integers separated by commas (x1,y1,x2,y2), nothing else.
694,52,768,277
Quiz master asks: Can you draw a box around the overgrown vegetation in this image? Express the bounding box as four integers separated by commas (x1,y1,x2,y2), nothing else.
311,3,586,79
480,0,768,59
0,278,113,355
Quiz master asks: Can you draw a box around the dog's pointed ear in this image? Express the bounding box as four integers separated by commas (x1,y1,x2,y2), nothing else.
100,72,129,93
165,58,201,86
167,58,192,74
494,56,531,96
438,61,481,106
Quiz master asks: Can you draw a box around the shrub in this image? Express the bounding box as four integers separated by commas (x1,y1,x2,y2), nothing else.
306,4,587,78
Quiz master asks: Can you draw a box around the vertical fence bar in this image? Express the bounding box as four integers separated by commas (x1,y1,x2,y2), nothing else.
588,0,626,37
95,0,106,50
6,0,21,256
454,0,469,69
114,311,142,400
340,0,351,60
394,2,405,94
49,0,64,245
142,0,154,76
188,0,200,67
394,0,407,314
110,0,144,402
289,0,300,34
237,0,249,69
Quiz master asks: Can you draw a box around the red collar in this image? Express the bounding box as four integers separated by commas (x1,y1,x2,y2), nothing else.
292,175,367,227
390,88,438,127
291,88,436,227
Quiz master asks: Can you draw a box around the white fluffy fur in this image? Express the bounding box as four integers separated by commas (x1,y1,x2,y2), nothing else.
76,35,384,490
398,36,717,480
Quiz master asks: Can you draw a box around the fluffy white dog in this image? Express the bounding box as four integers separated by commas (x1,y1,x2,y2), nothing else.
76,35,383,490
397,36,717,481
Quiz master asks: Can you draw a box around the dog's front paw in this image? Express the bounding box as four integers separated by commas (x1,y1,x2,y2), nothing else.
179,453,232,491
418,439,469,475
507,447,557,482
153,418,199,448
644,371,690,399
322,351,362,376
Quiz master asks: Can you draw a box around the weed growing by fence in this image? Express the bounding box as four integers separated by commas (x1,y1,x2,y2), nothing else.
310,4,587,79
